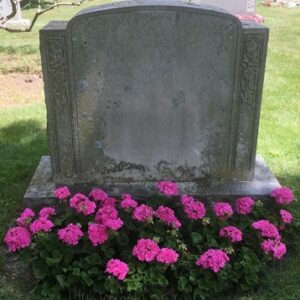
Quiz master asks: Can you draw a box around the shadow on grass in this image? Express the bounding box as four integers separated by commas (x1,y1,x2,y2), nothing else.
0,119,47,299
0,119,48,237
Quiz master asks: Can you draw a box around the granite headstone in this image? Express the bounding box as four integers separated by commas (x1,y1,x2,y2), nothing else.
24,0,280,206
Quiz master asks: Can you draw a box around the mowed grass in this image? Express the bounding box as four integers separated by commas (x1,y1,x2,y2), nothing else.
0,0,112,73
0,3,299,299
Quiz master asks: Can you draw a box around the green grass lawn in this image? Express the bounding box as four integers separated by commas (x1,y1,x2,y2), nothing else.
0,3,299,299
0,0,112,73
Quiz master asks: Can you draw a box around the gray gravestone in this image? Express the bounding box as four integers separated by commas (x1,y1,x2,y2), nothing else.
24,0,279,206
0,0,14,20
0,0,30,30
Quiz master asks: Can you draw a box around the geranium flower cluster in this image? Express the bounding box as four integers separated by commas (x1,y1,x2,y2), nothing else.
88,223,108,246
4,206,56,252
95,203,124,231
156,181,179,196
252,219,289,260
120,194,138,210
30,217,55,234
280,209,293,224
271,187,294,205
54,186,71,200
132,239,179,264
105,258,129,281
235,197,255,215
39,207,56,219
133,204,154,222
219,226,243,243
252,220,280,240
181,195,206,220
213,202,233,220
89,188,108,202
16,208,35,227
196,249,230,273
261,239,287,259
155,206,181,229
58,223,83,245
70,193,96,216
4,226,32,252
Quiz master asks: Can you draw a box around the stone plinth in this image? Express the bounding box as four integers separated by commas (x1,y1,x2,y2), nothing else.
24,155,280,207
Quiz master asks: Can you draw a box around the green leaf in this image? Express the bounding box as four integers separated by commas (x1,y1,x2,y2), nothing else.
56,274,67,288
191,232,203,244
84,253,102,265
88,267,99,275
178,276,192,292
72,267,81,276
46,256,62,266
32,262,47,279
158,275,169,287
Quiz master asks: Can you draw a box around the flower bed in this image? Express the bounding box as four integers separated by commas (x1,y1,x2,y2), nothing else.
3,184,297,299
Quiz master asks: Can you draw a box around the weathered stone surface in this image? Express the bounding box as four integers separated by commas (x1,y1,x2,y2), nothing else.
39,0,269,186
24,156,56,208
24,155,280,207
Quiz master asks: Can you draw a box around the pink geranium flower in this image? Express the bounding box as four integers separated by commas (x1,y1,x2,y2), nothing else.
155,206,181,229
89,188,108,202
58,223,83,245
102,197,116,207
88,223,108,246
280,209,293,224
219,226,243,243
54,186,71,200
133,204,154,222
70,193,96,215
261,239,287,259
4,226,32,252
95,205,123,231
30,217,54,234
213,202,233,220
181,195,206,220
105,259,129,280
39,207,56,219
156,248,179,264
156,181,179,196
271,187,294,205
16,208,35,227
235,197,255,215
132,239,160,262
104,218,124,231
196,249,229,273
121,194,138,210
95,205,118,222
252,220,281,240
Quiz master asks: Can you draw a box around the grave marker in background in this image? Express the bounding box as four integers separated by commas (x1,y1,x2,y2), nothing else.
0,0,30,30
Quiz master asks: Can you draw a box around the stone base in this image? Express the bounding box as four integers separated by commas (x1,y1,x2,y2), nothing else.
24,155,280,207
5,19,31,31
